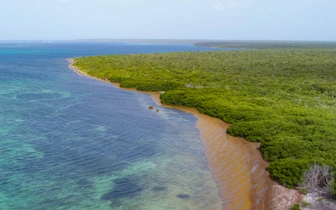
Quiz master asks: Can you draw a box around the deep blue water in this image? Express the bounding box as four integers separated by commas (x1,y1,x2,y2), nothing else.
0,42,223,209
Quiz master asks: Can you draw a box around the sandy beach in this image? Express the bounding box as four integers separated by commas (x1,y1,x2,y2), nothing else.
68,58,303,210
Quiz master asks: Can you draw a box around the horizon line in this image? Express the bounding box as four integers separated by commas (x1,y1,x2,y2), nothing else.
0,39,336,42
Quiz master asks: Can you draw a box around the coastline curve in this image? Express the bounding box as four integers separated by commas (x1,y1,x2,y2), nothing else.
68,58,301,210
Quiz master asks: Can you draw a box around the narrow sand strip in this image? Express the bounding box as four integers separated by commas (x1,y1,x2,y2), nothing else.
68,58,302,210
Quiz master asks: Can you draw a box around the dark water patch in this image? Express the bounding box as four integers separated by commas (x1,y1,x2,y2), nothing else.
18,137,131,180
153,186,166,191
76,178,94,189
21,151,129,179
177,194,190,199
0,172,13,188
101,176,143,200
16,93,63,100
33,198,70,210
117,143,157,161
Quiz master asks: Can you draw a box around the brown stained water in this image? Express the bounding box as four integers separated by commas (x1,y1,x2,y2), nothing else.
152,100,272,210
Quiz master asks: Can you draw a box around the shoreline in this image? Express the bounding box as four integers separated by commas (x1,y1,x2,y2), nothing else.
68,58,303,210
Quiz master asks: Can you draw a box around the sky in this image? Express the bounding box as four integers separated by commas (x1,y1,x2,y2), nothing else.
0,0,335,41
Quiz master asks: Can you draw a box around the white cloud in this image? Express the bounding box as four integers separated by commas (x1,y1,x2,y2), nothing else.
213,0,244,11
228,0,240,8
213,0,224,11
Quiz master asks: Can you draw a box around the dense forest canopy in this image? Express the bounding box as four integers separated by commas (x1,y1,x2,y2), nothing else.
74,44,336,187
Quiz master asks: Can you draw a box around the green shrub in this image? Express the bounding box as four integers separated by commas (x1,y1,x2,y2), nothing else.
291,204,300,210
301,201,312,207
300,188,308,195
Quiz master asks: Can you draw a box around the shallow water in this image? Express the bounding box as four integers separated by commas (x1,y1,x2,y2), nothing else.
0,42,225,209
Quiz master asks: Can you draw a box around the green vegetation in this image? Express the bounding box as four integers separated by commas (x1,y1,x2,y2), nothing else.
301,201,312,208
291,204,301,210
300,188,308,195
73,47,336,188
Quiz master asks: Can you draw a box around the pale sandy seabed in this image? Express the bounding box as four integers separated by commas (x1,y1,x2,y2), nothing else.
68,59,303,210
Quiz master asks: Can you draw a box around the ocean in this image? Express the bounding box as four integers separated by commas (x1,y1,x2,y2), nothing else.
0,42,224,209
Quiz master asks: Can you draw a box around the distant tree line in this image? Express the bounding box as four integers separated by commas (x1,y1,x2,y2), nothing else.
194,41,336,49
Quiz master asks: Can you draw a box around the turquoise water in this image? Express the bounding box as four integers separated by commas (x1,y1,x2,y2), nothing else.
0,42,223,209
